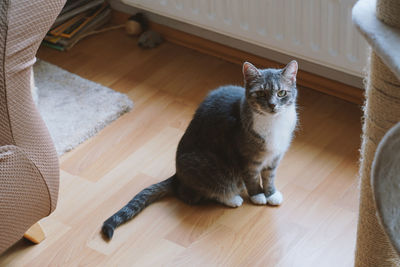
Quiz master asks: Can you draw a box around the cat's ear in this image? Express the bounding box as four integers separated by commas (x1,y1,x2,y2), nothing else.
243,62,260,83
282,60,298,84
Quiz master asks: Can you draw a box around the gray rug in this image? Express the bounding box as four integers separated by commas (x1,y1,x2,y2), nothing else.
34,60,133,156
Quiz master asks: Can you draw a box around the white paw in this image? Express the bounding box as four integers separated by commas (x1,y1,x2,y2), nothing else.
267,191,283,206
250,193,267,205
225,195,243,208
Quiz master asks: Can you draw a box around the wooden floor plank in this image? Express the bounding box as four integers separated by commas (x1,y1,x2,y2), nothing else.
0,29,362,266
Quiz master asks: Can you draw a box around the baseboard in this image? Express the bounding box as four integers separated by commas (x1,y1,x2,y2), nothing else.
112,10,364,105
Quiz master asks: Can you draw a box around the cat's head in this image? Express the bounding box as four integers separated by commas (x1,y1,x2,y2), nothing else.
243,61,298,114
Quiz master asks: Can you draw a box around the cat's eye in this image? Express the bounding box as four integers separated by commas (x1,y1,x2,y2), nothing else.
277,90,287,97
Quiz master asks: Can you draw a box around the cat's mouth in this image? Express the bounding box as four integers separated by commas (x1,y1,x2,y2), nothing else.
265,106,281,115
257,108,280,115
252,103,281,115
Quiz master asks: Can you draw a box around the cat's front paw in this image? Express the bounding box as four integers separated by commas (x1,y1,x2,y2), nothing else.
224,195,243,208
250,193,267,205
267,191,283,206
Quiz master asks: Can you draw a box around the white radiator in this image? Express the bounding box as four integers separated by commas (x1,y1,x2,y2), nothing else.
122,0,368,77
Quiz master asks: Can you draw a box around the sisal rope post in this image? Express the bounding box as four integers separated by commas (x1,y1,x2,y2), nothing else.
376,0,400,28
355,52,400,266
355,1,400,265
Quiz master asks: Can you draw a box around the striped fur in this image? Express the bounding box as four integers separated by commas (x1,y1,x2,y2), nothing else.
102,176,176,239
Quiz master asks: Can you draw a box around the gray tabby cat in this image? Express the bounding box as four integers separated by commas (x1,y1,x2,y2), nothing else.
102,60,298,240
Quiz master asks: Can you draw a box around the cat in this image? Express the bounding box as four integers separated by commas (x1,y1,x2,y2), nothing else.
102,60,298,240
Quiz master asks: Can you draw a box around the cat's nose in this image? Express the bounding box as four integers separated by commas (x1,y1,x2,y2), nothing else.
268,103,276,110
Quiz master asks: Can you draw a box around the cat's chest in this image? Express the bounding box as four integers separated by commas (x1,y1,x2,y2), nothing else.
252,106,297,154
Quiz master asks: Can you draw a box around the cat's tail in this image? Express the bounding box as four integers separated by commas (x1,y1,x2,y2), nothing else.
101,175,177,240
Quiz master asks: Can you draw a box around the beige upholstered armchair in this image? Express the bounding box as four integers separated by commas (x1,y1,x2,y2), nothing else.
0,0,66,254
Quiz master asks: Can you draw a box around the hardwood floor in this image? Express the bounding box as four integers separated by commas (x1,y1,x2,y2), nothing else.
0,29,362,267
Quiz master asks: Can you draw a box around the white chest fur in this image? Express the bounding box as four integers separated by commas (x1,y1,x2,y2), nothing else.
252,105,297,156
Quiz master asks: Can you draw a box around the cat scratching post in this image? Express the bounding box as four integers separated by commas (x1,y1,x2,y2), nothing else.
353,0,400,265
355,52,400,266
372,122,400,259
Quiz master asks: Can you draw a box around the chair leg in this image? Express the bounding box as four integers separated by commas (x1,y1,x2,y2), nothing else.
23,222,46,244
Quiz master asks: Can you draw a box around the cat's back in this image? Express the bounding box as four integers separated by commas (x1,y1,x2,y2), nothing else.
196,85,244,119
206,85,244,101
180,85,244,146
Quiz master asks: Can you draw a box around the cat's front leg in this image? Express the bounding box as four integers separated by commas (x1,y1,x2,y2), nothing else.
261,158,283,206
243,170,267,205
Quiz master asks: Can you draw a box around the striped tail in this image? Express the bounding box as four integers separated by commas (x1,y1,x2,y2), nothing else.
102,175,176,240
